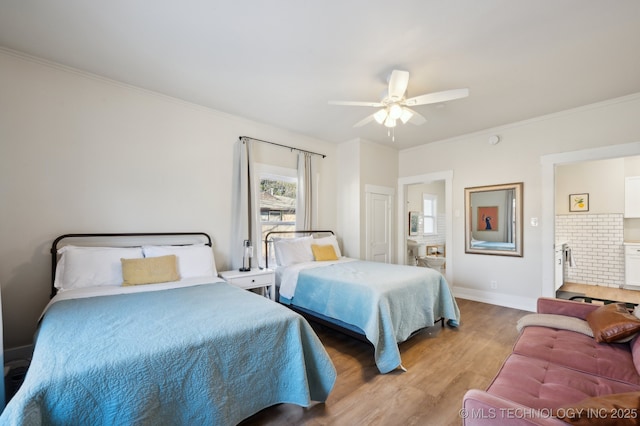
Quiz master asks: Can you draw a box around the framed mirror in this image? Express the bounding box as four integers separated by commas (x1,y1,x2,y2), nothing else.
465,182,523,257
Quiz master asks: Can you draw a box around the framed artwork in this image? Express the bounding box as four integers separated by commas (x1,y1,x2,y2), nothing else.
569,193,589,212
465,182,523,257
477,206,498,231
409,211,419,236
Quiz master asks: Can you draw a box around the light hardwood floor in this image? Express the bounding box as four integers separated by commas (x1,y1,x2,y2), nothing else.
240,299,528,426
559,282,640,305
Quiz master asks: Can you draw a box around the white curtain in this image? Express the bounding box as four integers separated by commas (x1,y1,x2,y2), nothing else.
231,138,262,269
296,152,315,230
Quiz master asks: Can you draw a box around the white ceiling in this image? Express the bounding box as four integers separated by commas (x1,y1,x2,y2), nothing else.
1,1,640,150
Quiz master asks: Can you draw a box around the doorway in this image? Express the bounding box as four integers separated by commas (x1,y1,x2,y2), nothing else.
365,185,393,263
541,141,640,298
398,170,453,284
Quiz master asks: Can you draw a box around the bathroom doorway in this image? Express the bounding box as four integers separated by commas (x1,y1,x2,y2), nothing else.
398,171,453,285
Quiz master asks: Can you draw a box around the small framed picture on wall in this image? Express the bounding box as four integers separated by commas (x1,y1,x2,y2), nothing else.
409,211,419,236
569,193,589,212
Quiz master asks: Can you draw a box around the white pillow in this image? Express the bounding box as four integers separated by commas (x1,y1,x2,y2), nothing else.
142,244,217,278
274,236,314,267
313,235,342,258
54,246,144,290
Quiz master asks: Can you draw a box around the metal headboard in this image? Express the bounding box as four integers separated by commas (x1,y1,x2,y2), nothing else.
264,230,335,269
50,232,212,298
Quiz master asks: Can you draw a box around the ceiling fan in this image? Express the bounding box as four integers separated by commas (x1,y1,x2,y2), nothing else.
329,70,469,131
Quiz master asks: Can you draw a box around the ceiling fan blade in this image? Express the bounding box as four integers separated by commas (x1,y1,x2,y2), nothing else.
388,70,410,100
404,88,469,107
403,107,427,125
353,114,376,128
328,100,384,107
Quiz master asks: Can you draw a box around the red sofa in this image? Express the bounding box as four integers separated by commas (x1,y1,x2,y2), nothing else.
463,297,640,425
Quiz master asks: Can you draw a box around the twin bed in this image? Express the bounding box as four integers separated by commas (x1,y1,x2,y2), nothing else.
266,230,461,374
1,233,336,426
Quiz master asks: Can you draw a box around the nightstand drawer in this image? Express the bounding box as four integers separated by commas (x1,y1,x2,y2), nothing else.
218,268,275,300
226,272,273,289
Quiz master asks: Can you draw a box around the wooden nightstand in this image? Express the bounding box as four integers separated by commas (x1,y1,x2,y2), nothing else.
218,268,275,301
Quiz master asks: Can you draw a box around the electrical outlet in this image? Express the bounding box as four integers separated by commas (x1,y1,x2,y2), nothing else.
490,280,498,289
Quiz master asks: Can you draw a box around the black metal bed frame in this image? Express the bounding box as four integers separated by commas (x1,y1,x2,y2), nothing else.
50,232,212,298
263,229,444,345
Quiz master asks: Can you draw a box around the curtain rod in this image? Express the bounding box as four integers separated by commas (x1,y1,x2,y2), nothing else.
239,136,326,158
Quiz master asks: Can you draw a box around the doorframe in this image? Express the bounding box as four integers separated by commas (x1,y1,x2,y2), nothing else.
541,141,640,298
365,184,394,263
398,170,454,285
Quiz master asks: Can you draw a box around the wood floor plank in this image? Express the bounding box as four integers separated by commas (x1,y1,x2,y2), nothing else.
240,298,528,426
560,282,640,304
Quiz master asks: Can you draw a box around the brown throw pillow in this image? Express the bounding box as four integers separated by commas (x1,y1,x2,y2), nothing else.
555,391,640,425
586,303,640,343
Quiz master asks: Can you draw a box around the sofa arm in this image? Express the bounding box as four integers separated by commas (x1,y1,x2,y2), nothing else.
463,389,567,426
537,297,600,320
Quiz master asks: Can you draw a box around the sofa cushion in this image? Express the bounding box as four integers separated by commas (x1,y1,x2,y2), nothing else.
630,335,640,377
517,313,593,336
513,326,640,386
486,354,640,410
586,303,640,343
537,297,600,320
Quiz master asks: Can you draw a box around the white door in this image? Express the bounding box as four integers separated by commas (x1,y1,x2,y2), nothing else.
366,187,393,263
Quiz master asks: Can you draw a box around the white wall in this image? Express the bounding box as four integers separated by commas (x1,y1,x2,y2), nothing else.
337,138,398,259
358,140,398,257
0,50,338,349
555,158,625,215
407,182,445,214
337,139,361,258
399,93,640,311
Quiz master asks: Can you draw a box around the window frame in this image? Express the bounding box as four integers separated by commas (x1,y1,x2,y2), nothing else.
255,163,298,264
422,193,438,236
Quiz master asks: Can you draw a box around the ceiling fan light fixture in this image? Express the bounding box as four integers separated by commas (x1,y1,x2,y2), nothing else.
384,116,396,128
388,103,403,120
328,69,468,135
399,108,413,124
373,109,388,124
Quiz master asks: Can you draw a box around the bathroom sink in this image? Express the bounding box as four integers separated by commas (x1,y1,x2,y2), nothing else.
407,239,427,257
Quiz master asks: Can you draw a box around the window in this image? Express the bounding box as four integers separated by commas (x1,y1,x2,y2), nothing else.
422,193,438,235
257,165,297,265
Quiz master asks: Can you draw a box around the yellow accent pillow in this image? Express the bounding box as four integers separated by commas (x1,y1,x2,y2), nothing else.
121,255,180,286
311,244,338,261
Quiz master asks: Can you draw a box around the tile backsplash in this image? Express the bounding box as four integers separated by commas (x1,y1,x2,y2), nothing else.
555,213,624,288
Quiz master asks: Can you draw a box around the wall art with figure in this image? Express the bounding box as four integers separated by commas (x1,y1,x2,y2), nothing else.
477,206,498,231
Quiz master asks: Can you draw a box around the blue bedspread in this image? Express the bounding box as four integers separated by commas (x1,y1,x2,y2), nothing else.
1,283,336,426
280,261,460,373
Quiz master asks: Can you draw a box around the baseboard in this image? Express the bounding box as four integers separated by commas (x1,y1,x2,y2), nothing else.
4,345,34,363
452,286,537,312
